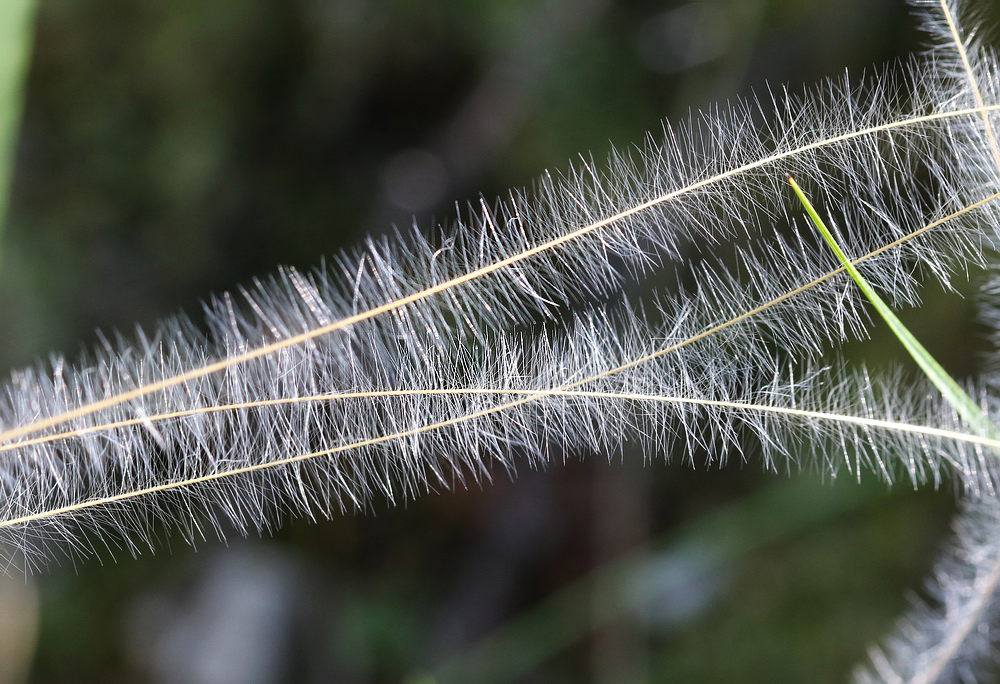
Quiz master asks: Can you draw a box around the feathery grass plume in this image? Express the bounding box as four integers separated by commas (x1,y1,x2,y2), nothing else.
792,164,1000,682
854,493,1000,683
0,0,998,572
0,13,1000,684
3,0,1000,677
840,1,1000,681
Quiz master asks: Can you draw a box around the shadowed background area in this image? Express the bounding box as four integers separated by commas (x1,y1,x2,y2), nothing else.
0,0,996,682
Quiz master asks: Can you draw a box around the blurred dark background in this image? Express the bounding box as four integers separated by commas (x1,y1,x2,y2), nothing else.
0,0,995,682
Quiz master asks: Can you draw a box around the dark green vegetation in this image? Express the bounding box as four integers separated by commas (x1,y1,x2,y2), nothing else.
2,1,998,682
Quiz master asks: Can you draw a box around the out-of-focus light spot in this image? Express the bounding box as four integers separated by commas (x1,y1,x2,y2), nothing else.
636,3,732,74
628,544,728,628
383,148,450,213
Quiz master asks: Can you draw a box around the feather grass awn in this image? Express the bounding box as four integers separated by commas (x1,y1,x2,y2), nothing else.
851,2,1000,680
790,174,1000,682
1,138,998,557
1,0,999,567
3,1,1000,679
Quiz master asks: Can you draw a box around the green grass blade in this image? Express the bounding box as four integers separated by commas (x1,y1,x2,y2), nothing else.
0,0,38,250
787,175,994,439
